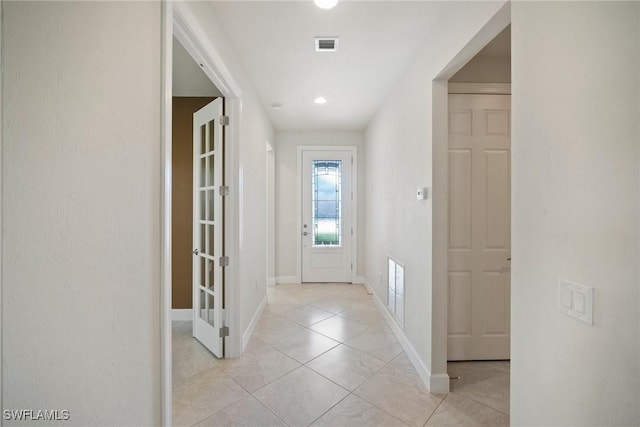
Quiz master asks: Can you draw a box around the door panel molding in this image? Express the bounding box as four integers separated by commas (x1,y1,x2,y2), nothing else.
448,83,511,95
447,93,511,361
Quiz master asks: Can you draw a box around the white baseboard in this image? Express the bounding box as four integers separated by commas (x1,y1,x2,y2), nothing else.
276,276,299,284
171,309,193,321
429,373,451,392
242,294,267,351
267,277,276,287
354,276,365,284
362,278,449,393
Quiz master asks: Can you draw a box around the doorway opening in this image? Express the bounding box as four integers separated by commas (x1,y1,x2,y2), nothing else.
430,3,511,396
161,3,244,425
445,26,512,414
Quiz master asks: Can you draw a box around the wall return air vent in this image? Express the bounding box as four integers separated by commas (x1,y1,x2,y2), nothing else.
315,37,339,52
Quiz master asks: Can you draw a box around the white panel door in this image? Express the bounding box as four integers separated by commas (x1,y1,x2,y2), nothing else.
301,149,353,283
192,98,224,357
448,94,511,361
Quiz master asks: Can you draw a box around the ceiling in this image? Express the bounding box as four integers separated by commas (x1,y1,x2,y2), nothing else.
173,36,222,97
205,1,505,131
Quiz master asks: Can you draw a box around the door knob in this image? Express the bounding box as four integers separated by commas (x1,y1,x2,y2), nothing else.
193,249,199,255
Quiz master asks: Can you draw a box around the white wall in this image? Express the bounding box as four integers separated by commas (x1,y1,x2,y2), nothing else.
184,2,275,339
449,56,510,83
2,2,161,424
173,36,222,97
275,131,366,282
511,2,639,425
266,144,276,286
363,1,507,389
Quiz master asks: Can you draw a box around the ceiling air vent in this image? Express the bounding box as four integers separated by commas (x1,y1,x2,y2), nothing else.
315,37,339,52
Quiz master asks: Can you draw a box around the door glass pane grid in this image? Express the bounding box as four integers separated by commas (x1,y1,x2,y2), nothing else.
312,160,342,247
199,190,206,221
206,154,215,187
200,124,206,155
206,225,215,258
206,189,215,222
207,293,215,327
198,256,213,289
199,289,206,321
208,119,215,155
197,287,216,325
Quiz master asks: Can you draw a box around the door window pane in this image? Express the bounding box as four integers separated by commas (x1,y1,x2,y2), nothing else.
207,154,215,187
200,157,206,188
312,160,342,246
200,190,206,220
199,289,206,322
200,125,206,155
207,293,215,327
206,189,215,222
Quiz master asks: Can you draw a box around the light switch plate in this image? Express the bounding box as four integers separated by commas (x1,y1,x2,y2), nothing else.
558,279,593,325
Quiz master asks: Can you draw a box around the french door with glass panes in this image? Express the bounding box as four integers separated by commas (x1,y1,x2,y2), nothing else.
301,149,353,283
192,98,225,357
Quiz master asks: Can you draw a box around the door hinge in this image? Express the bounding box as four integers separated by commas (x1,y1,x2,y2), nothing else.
219,326,229,338
350,263,353,271
351,192,353,201
351,157,353,165
351,227,353,236
219,256,229,267
219,186,229,196
220,115,230,126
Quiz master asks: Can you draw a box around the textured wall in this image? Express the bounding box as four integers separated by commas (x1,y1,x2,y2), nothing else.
363,1,507,387
511,2,640,424
2,2,162,424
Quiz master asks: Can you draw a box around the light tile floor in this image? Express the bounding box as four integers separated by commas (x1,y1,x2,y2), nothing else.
173,283,510,426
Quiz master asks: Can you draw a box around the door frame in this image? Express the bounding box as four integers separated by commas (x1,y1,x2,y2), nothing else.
161,3,243,425
430,2,511,393
296,146,358,284
266,142,276,287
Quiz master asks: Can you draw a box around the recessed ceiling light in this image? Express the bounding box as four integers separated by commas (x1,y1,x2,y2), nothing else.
271,103,283,110
314,97,327,105
314,0,339,10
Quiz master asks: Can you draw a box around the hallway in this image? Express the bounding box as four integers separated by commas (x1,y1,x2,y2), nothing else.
173,283,509,426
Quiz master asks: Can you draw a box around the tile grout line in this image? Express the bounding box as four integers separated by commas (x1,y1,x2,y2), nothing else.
422,392,448,426
449,390,511,417
175,285,456,427
259,287,407,425
249,389,293,427
306,391,354,426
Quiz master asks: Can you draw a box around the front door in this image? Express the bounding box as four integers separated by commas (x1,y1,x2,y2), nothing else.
192,98,225,357
301,149,353,283
447,93,511,360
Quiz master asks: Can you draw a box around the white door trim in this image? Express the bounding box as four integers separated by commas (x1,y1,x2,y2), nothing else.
296,146,358,284
448,82,511,95
0,2,4,413
266,142,276,287
161,3,243,425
